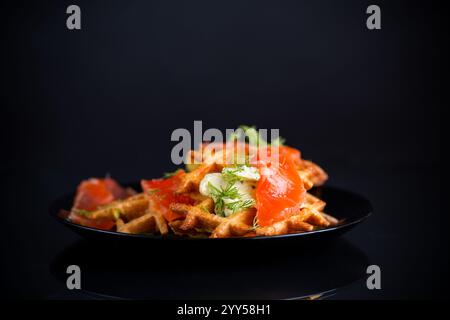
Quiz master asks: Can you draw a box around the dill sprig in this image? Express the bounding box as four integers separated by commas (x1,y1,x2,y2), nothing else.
221,165,245,183
228,125,285,147
112,208,122,220
252,215,260,230
74,209,93,217
271,136,286,146
207,182,255,216
163,169,182,178
226,199,256,212
146,189,160,195
207,182,240,216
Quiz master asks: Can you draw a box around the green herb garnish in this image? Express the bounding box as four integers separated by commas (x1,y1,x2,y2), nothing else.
208,182,239,215
147,189,160,195
74,209,93,217
226,198,256,213
271,136,286,146
228,125,285,147
222,165,245,183
252,215,260,230
207,182,255,217
163,169,182,178
112,208,122,220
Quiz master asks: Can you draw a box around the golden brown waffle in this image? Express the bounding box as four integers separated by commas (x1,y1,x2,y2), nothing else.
170,199,224,233
89,193,149,221
170,200,256,238
255,206,331,236
297,160,328,188
117,210,168,235
210,208,256,238
175,163,220,194
168,220,209,238
304,192,326,211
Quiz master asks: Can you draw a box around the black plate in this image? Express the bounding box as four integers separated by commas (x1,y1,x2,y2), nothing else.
49,185,372,242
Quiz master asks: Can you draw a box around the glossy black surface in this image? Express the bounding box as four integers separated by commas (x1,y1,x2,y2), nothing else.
50,238,369,299
49,186,372,242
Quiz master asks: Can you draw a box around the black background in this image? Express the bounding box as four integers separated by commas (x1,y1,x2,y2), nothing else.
0,0,447,299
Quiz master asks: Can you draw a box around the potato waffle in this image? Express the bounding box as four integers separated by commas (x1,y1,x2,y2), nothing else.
68,135,338,237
